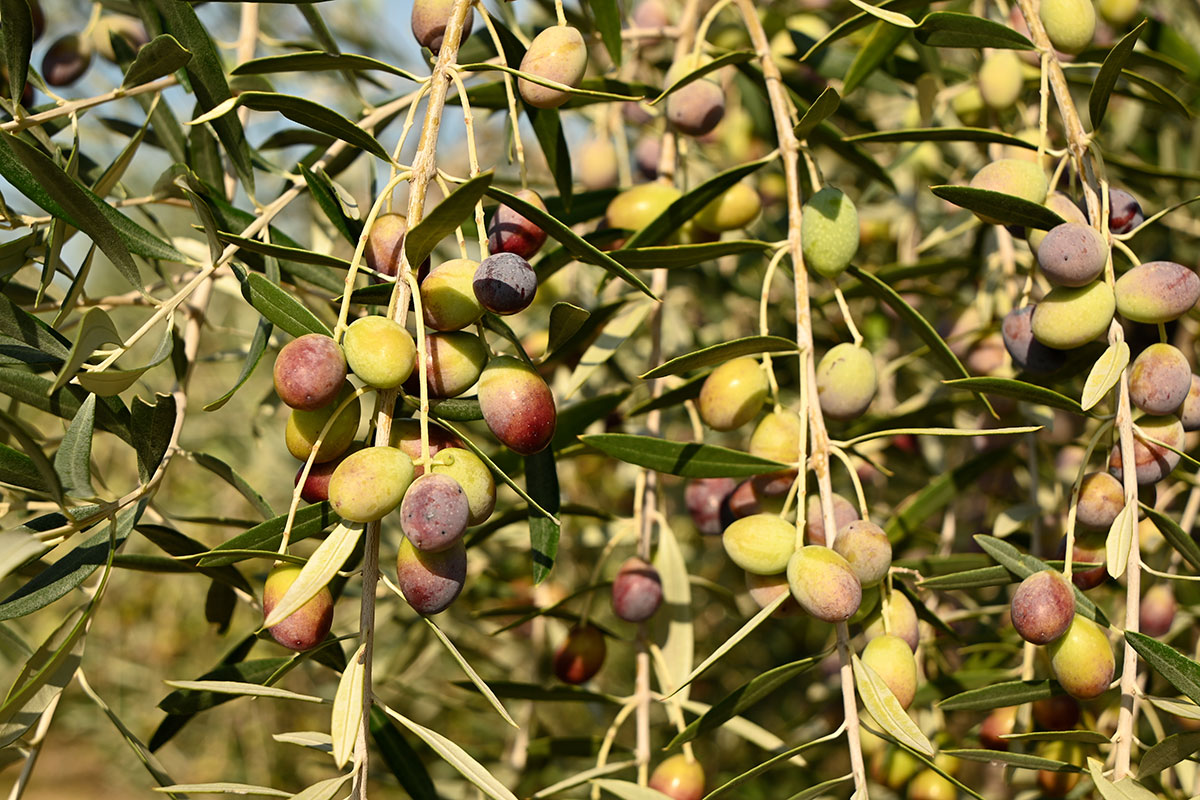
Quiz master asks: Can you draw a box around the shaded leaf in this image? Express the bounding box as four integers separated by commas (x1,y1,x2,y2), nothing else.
1,0,32,104
843,19,909,96
406,172,494,267
232,50,419,81
942,748,1081,771
53,394,96,497
931,185,1067,230
579,434,789,478
793,87,840,141
196,503,338,567
122,34,191,88
242,272,332,338
943,377,1084,415
1090,21,1147,127
1138,730,1200,777
641,336,797,379
369,706,440,800
847,127,1039,148
610,240,772,270
1126,631,1200,708
887,449,1011,539
424,618,516,728
914,11,1035,49
525,448,560,584
564,300,653,399
1143,506,1200,572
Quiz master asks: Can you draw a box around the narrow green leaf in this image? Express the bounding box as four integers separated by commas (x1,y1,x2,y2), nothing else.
53,393,96,497
591,0,621,65
1,0,33,103
914,11,1035,49
918,565,1012,590
641,336,797,379
196,503,338,567
939,680,1062,711
152,784,287,798
546,302,591,356
1136,731,1200,777
242,272,332,338
627,373,706,417
122,34,191,88
592,780,672,800
784,775,854,800
665,593,789,700
0,509,135,622
564,300,653,399
157,656,289,715
886,449,1011,540
330,643,365,768
667,653,823,748
854,655,934,756
301,165,362,246
1090,757,1159,800
484,187,655,299
377,704,520,800
452,680,617,705
998,730,1111,745
405,171,494,267
1105,500,1135,579
848,0,918,26
231,91,390,161
1143,506,1200,572
798,0,927,61
191,452,274,519
462,63,643,104
610,240,772,270
423,618,517,728
369,706,440,800
1090,21,1147,127
650,519,693,702
216,230,351,270
162,680,323,704
794,87,840,141
1126,631,1200,708
132,393,177,484
846,266,979,392
203,317,271,411
623,153,775,250
232,50,419,81
0,408,62,503
931,185,1068,230
942,748,1082,771
1081,341,1129,411
0,442,48,492
153,0,255,192
579,434,789,478
525,448,560,584
843,20,909,96
0,368,132,443
943,377,1084,415
528,107,572,209
846,127,1039,148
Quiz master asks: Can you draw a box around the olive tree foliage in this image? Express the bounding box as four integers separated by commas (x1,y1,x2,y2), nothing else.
0,0,1199,798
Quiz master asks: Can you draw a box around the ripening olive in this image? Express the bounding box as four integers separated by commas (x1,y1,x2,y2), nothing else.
1128,343,1191,415
832,520,892,587
263,565,333,651
1037,223,1108,287
1115,261,1200,325
411,0,474,54
1010,569,1074,644
1048,614,1114,700
327,446,415,523
648,754,705,800
1108,414,1185,484
473,252,538,316
487,189,549,260
865,590,920,652
477,356,557,455
611,557,663,622
969,159,1049,224
430,447,496,525
400,473,470,552
274,333,348,411
805,493,860,547
787,545,862,623
396,536,466,615
553,624,606,684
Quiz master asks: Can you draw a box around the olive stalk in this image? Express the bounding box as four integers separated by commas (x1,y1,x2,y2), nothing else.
1014,0,1141,779
733,1,868,795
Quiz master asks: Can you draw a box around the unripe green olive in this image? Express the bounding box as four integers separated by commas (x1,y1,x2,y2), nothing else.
421,258,483,332
697,357,767,431
722,513,795,575
327,446,415,522
694,182,761,233
978,51,1024,110
1040,0,1096,54
343,316,416,389
1030,281,1115,349
787,545,862,622
816,344,877,421
518,26,587,110
861,634,918,709
968,159,1049,224
801,187,859,278
606,183,682,231
1048,614,1114,699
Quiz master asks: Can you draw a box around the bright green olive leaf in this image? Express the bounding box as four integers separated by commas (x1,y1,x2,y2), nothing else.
667,653,822,747
914,11,1035,49
794,87,840,141
641,336,797,379
424,618,517,728
1143,506,1200,571
461,63,643,103
0,507,135,622
853,655,934,756
76,313,175,397
843,20,909,96
405,171,493,267
196,503,338,567
650,519,693,702
1081,341,1129,411
1136,731,1200,778
525,447,560,585
152,0,254,192
579,434,789,478
1105,500,1136,579
1089,757,1158,800
938,679,1063,711
330,643,365,768
122,34,191,88
216,230,351,271
546,302,591,356
290,775,352,800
